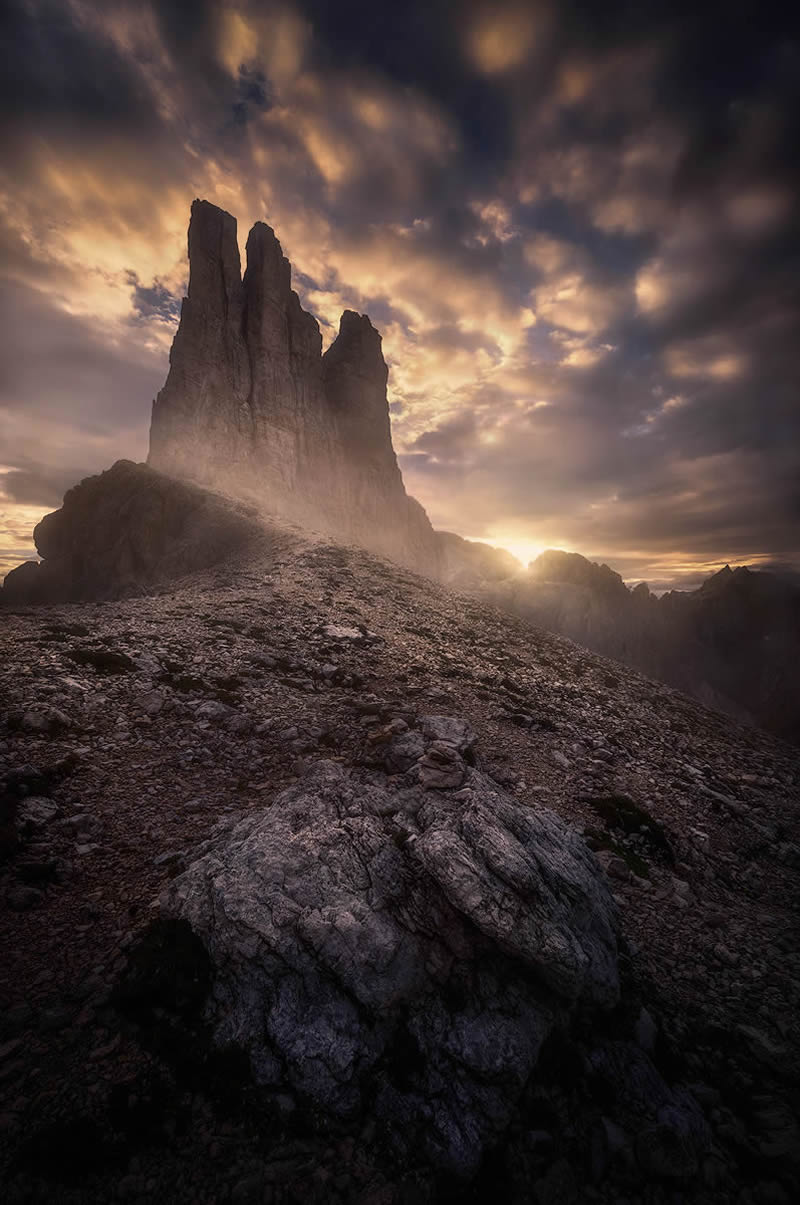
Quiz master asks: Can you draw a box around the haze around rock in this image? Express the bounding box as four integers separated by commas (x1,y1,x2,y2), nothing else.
148,200,439,577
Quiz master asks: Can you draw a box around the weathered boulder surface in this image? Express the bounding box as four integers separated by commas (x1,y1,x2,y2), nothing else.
0,459,262,605
149,199,440,577
161,719,620,1175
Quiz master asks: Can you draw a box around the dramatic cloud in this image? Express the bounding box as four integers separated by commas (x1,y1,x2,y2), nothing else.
1,0,798,586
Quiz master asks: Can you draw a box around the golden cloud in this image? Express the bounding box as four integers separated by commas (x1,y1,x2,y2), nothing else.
532,272,628,335
467,6,542,74
218,6,309,88
665,342,748,380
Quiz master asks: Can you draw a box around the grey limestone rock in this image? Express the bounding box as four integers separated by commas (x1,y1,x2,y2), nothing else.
148,200,250,482
162,727,620,1176
149,200,441,578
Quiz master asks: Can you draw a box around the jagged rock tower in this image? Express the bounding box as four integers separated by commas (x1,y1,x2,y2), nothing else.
149,200,440,576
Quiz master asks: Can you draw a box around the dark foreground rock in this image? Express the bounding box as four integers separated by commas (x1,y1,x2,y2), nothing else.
157,738,619,1176
0,460,264,605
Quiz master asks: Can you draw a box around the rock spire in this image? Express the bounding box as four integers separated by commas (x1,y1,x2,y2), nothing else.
149,200,439,576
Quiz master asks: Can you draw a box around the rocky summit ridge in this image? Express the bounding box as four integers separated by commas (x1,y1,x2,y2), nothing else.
149,199,439,577
1,523,799,1204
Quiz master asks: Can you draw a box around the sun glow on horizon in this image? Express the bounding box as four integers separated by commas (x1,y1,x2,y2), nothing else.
473,535,569,567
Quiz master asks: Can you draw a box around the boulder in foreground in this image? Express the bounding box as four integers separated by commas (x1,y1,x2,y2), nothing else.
157,721,621,1175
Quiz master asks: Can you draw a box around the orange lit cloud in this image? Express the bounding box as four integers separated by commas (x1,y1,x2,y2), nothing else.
467,6,544,74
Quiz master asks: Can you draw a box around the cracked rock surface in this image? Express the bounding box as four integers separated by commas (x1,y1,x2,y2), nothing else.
163,745,619,1175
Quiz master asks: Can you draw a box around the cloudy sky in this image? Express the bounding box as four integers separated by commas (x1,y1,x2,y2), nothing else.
1,0,798,588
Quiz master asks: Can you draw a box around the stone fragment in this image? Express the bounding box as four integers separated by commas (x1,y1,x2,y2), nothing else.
418,741,467,790
384,730,425,774
6,885,43,911
595,849,631,882
15,797,59,831
419,714,476,758
137,690,165,716
21,706,72,734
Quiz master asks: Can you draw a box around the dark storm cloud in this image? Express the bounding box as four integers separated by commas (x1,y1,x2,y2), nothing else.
0,0,798,581
0,0,159,139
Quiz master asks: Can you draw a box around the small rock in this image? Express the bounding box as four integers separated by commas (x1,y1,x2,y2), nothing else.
15,797,59,831
385,730,425,774
418,741,467,790
419,715,476,757
713,944,739,967
323,624,364,641
6,885,43,911
138,690,165,716
195,700,232,722
89,1033,121,1061
595,849,630,882
0,1037,23,1062
21,705,72,734
634,1007,657,1053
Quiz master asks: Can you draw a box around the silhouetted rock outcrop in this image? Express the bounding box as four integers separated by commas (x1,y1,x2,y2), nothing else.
149,199,440,576
0,460,262,605
529,548,630,599
437,530,522,586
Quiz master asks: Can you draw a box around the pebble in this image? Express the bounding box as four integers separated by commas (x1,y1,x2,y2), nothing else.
5,884,43,911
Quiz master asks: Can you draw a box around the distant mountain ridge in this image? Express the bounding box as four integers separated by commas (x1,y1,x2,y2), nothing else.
480,549,800,745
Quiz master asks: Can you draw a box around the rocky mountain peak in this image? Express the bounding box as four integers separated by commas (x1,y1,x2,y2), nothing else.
329,308,384,365
186,198,243,308
243,218,292,299
149,200,440,577
323,309,393,462
529,548,628,598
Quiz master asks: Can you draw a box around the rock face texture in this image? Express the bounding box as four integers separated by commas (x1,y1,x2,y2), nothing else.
162,719,621,1175
149,199,440,577
0,460,262,605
